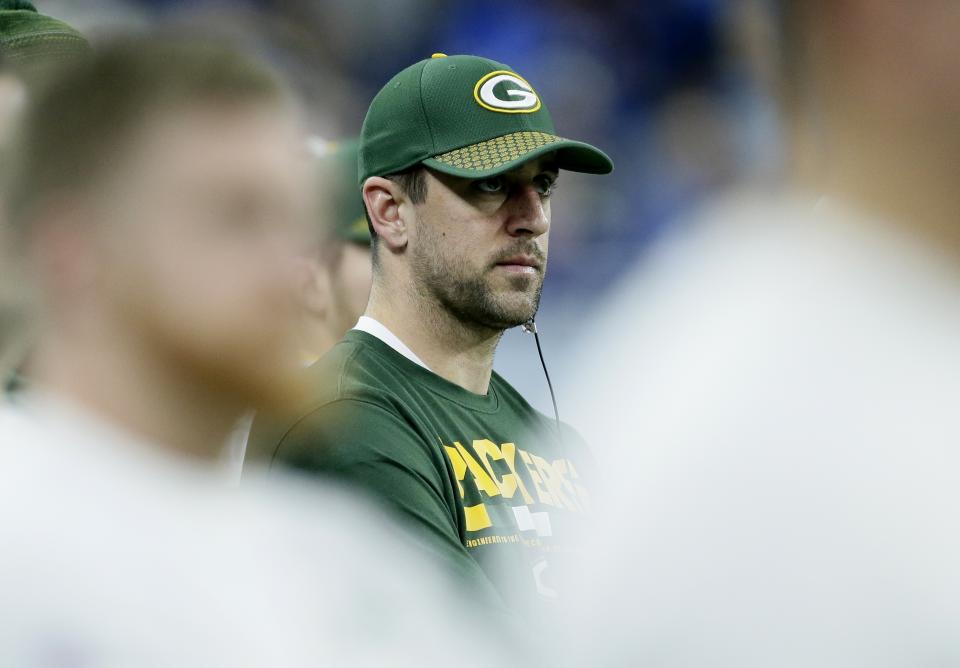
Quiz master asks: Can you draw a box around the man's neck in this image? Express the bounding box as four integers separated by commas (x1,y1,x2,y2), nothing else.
366,285,502,395
28,328,240,462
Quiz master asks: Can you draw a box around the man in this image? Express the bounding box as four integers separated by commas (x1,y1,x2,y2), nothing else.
299,137,373,363
0,0,87,388
248,53,612,618
230,137,372,474
560,2,960,665
0,37,502,665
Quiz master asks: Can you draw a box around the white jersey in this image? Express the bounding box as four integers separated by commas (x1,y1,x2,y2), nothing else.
563,191,960,667
0,394,506,667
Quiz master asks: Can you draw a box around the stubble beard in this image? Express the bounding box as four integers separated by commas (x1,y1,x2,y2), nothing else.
410,236,546,333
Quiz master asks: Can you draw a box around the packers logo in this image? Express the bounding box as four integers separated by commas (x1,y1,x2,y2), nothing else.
473,70,541,114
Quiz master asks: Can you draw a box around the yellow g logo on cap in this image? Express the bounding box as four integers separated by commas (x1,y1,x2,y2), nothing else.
473,70,541,114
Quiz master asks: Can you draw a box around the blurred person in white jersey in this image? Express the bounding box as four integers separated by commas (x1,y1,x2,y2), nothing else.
0,35,505,667
561,1,960,666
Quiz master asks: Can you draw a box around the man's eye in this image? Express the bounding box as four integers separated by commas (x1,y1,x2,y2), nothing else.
534,176,558,196
474,177,505,194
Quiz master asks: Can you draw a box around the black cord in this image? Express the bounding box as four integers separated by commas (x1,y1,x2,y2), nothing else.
523,320,563,442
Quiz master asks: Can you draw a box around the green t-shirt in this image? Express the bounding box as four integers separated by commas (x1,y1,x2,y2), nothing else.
247,330,594,618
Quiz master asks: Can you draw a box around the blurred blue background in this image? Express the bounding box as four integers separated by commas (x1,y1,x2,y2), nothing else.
40,0,783,415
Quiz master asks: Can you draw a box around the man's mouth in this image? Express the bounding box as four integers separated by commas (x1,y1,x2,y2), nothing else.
494,254,541,274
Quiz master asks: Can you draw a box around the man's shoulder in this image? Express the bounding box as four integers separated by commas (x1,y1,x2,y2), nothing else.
269,332,408,424
246,332,416,464
307,331,410,405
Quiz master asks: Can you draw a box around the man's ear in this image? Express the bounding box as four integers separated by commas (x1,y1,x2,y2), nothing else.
362,177,409,253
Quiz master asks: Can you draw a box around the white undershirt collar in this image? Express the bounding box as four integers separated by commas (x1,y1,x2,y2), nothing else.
353,316,431,370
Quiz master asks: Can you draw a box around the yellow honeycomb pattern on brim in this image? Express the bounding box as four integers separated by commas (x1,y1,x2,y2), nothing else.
431,131,564,171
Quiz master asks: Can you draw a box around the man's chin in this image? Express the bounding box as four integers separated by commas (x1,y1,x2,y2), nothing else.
479,299,540,331
431,270,542,331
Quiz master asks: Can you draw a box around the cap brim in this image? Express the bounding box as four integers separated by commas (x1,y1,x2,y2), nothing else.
421,130,613,179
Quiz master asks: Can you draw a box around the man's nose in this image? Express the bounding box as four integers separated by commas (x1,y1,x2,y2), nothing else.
504,183,549,238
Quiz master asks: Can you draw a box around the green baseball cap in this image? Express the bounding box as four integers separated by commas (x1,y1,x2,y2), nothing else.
0,1,88,66
308,136,371,245
358,53,613,183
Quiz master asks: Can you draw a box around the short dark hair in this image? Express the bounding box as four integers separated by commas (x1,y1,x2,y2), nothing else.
386,166,429,206
364,164,428,268
2,35,292,238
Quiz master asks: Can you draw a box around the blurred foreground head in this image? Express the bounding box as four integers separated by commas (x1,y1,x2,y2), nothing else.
783,0,960,232
2,36,313,438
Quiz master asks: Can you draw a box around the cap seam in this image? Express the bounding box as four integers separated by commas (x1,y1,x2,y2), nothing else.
417,59,439,158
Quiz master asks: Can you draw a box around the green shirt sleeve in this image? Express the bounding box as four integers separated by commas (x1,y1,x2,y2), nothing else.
272,398,510,612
